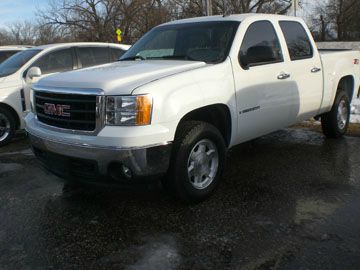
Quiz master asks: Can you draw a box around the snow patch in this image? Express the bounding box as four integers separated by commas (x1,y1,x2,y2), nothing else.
351,99,360,123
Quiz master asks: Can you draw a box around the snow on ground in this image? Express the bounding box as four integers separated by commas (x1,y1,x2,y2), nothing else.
351,98,360,123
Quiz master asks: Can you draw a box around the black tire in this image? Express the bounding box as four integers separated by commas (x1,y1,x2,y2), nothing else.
321,90,350,139
0,107,16,147
163,121,226,203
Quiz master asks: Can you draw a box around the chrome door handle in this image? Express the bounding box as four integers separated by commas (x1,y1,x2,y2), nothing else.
277,73,291,80
311,67,321,73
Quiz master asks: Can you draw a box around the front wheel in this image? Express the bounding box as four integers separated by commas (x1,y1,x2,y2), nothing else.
163,121,226,203
0,107,16,147
321,90,350,138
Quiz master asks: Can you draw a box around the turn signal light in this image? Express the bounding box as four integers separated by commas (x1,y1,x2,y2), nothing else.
136,95,152,125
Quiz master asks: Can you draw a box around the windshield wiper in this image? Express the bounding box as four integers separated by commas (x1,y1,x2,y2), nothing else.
147,55,194,61
119,55,146,61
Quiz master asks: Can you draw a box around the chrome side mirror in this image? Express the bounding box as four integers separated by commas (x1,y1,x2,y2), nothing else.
26,67,42,82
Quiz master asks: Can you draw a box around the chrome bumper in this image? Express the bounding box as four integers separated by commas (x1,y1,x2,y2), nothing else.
28,132,172,182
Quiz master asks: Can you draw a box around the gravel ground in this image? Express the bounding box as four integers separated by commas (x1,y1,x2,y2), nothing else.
1,128,360,270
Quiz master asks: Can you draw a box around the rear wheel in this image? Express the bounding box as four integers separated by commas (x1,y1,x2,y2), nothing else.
163,121,226,203
0,107,16,147
321,90,350,138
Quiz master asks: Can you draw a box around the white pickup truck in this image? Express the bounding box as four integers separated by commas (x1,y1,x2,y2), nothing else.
25,14,360,203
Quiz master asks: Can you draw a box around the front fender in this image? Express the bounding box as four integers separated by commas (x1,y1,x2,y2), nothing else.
132,59,237,145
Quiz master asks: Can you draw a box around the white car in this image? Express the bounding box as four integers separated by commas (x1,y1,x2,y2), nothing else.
0,42,130,145
26,14,360,202
0,46,32,64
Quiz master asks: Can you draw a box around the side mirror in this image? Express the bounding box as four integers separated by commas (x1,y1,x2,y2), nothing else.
26,67,42,83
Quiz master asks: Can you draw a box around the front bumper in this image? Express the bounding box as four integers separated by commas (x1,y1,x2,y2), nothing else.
28,132,172,183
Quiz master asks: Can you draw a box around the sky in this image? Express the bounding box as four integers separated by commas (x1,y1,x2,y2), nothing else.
0,0,48,28
0,0,315,28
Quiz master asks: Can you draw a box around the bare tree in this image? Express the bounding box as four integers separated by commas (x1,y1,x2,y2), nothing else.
0,0,298,46
311,0,360,41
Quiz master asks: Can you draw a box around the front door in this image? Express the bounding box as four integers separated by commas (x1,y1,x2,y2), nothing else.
233,20,299,143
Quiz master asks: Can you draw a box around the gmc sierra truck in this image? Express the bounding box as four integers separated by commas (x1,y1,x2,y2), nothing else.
25,14,360,203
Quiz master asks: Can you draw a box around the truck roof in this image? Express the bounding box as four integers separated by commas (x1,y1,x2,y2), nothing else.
161,13,303,26
33,42,131,51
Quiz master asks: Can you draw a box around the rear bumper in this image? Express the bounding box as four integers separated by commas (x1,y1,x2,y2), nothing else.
28,132,172,183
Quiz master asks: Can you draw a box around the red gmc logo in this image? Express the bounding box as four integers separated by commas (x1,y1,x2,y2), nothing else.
44,103,71,117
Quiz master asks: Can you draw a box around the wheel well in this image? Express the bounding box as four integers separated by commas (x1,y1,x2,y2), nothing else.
177,104,232,147
0,103,20,130
338,76,355,100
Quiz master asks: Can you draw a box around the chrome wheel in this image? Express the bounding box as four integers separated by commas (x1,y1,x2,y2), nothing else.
0,112,10,142
187,139,219,190
337,100,349,130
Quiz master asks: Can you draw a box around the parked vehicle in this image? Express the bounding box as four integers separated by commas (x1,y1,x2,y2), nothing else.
25,14,360,202
0,46,32,64
0,42,130,146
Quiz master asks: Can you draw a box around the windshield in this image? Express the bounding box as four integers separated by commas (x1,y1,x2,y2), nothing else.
0,49,41,78
120,21,240,64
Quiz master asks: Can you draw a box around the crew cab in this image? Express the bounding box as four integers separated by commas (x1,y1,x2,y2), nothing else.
0,42,130,146
25,14,360,203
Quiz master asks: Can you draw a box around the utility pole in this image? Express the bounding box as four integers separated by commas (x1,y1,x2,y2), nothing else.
293,0,297,17
205,0,212,16
320,15,326,41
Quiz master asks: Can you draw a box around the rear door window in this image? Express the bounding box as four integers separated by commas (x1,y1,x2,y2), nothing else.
279,21,313,60
33,49,74,74
77,47,110,68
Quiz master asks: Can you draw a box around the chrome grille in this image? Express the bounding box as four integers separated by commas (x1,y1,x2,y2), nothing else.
35,91,97,131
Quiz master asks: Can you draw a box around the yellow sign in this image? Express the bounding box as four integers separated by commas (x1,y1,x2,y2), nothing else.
116,28,122,43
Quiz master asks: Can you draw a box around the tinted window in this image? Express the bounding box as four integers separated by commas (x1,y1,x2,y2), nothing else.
110,48,125,61
239,21,283,68
33,49,73,74
0,49,41,78
0,50,20,63
78,47,109,68
120,21,240,63
279,21,313,60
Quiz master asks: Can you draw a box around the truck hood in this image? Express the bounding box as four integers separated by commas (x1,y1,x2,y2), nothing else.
36,60,207,95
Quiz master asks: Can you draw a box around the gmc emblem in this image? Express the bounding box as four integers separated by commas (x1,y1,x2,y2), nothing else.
44,103,71,117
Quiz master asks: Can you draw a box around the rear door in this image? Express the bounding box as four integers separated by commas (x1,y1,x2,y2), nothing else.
278,21,323,120
233,20,299,143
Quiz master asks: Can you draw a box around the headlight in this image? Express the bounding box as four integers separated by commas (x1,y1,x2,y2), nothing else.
105,95,152,126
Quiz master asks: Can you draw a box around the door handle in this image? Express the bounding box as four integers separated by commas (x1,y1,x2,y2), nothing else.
311,67,321,73
277,73,291,80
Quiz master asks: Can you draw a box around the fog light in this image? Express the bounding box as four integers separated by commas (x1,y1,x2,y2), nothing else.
121,165,132,179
